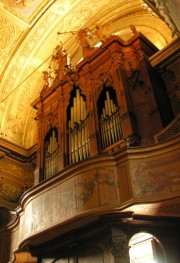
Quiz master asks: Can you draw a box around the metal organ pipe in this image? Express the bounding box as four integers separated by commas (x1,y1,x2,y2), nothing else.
68,88,90,164
106,91,115,144
70,107,75,164
99,90,123,150
110,100,118,142
45,130,58,179
76,89,82,161
73,96,78,162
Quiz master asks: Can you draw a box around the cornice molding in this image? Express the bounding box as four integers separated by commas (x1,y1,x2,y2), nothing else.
0,138,37,163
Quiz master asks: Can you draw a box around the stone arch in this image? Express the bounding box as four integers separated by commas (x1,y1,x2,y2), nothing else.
129,232,166,263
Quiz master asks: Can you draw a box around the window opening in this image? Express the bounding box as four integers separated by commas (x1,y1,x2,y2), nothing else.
129,233,166,263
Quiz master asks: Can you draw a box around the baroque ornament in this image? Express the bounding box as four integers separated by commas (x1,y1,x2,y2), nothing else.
6,112,24,136
0,16,16,70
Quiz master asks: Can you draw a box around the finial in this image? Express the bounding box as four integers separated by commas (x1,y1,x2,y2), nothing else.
130,24,137,35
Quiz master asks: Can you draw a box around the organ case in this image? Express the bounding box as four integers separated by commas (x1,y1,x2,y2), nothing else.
32,33,168,183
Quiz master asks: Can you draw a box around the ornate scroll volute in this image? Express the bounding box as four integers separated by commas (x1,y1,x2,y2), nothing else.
110,227,130,263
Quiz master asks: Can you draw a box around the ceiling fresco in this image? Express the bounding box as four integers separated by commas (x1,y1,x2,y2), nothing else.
0,0,179,149
0,0,54,25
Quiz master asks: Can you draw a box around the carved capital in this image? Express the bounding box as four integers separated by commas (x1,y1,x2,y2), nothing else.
111,228,130,262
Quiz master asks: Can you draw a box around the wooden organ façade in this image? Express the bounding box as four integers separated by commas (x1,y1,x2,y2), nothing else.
32,31,173,183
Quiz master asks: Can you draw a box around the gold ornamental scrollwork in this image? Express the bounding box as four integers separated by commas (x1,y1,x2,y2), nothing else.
0,16,16,70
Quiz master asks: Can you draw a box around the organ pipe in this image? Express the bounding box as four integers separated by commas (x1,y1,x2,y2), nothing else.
99,90,123,149
68,88,90,164
44,129,58,179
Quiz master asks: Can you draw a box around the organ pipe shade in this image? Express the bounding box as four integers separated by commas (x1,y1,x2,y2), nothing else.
98,88,123,149
68,87,90,164
44,128,58,179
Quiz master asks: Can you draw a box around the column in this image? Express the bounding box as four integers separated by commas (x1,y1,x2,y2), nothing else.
110,227,130,263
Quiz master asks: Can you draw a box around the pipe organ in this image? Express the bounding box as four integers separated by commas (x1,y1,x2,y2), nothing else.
32,33,173,183
68,87,90,164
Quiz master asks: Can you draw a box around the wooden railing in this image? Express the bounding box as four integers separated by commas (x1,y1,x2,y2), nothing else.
154,114,180,143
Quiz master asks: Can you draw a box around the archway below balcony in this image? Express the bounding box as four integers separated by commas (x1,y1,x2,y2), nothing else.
129,232,166,263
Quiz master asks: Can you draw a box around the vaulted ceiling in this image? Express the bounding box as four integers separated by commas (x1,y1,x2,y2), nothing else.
0,0,178,149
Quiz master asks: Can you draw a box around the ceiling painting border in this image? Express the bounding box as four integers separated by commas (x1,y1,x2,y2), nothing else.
0,0,55,26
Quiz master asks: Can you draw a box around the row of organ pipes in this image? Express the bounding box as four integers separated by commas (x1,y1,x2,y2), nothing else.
44,89,123,177
99,91,123,149
45,130,58,178
68,88,90,164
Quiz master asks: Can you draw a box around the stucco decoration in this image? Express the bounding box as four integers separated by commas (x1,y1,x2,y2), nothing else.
0,16,15,65
147,0,180,36
0,15,25,76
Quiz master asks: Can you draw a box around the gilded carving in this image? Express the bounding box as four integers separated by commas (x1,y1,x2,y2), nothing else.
3,77,35,146
66,6,93,30
0,7,62,147
6,112,24,136
0,4,61,100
